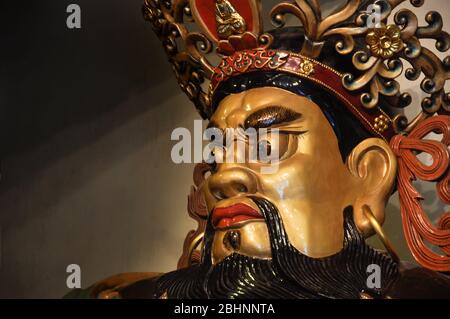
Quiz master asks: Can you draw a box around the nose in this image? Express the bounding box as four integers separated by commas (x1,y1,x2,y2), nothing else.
207,166,258,200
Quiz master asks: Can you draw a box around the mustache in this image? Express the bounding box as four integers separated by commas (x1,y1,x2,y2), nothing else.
155,196,398,299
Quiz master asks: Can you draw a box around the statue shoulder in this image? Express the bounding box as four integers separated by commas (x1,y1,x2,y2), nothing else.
64,272,163,299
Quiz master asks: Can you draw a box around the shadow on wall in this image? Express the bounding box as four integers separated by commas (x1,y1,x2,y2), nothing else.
0,0,173,185
0,0,198,298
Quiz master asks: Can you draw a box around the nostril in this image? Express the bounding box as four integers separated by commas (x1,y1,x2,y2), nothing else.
208,169,256,200
236,184,248,193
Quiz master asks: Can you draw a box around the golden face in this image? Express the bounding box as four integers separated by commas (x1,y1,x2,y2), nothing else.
202,86,397,264
201,86,354,263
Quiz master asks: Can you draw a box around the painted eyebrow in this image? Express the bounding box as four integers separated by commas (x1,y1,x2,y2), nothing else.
244,106,302,130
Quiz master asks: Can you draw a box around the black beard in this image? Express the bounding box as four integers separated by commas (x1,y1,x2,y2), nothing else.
154,197,399,299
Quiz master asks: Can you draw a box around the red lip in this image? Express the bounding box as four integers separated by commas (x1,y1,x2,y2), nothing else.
212,203,263,230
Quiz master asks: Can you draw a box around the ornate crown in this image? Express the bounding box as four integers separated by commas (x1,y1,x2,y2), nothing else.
143,1,450,272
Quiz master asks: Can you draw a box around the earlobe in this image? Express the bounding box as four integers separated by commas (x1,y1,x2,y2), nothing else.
346,138,397,237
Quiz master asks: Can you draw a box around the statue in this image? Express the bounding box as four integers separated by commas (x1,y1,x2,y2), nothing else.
67,0,450,299
215,0,247,38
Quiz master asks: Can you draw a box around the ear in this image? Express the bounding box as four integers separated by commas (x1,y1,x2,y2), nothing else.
346,138,397,237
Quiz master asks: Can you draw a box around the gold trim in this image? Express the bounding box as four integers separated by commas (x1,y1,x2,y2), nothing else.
146,0,449,135
374,114,390,133
209,49,392,141
284,53,389,141
277,65,387,142
377,106,393,124
290,52,343,77
298,59,315,76
366,25,405,59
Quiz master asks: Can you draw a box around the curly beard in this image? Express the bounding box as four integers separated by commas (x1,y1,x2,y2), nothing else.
154,197,399,299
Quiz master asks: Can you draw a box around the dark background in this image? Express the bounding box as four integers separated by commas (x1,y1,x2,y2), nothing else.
0,0,199,298
0,0,168,167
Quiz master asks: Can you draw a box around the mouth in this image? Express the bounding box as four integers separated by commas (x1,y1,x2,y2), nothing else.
211,203,263,230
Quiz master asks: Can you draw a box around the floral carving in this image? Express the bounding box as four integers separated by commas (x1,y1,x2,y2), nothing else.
366,24,404,59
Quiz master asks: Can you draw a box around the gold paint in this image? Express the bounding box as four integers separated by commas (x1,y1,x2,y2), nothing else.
346,138,397,238
212,221,272,264
146,0,450,138
270,0,364,58
374,114,390,133
203,87,397,263
366,25,404,59
215,0,247,39
210,198,271,264
298,59,315,76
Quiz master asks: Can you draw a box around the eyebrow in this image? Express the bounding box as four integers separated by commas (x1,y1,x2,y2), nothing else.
244,106,302,130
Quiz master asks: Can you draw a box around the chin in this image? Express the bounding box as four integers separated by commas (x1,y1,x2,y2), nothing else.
211,220,272,264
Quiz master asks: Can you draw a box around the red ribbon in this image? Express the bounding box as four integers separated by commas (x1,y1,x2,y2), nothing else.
390,115,450,272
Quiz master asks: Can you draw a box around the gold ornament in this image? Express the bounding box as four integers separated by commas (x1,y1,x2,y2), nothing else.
298,59,315,75
366,25,404,59
374,114,390,133
215,0,247,39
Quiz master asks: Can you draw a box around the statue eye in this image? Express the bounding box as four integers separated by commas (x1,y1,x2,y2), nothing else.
254,132,294,163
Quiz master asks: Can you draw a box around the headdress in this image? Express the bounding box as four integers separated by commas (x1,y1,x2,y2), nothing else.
143,0,450,272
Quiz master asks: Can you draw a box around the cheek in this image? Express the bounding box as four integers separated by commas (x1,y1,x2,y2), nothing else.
257,137,348,201
258,155,310,200
299,132,351,190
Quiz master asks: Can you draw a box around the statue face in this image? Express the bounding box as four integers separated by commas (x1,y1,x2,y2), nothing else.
202,86,362,263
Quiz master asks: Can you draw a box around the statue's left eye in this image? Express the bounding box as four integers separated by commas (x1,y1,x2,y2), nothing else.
255,131,292,163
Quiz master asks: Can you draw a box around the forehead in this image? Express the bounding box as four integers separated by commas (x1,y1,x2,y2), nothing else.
210,86,323,128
